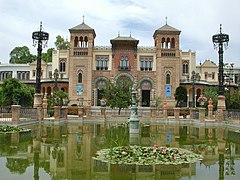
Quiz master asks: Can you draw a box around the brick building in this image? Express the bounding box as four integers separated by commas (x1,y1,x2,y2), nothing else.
52,20,197,107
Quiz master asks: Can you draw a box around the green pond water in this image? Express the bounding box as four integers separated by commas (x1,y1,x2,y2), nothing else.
0,121,240,180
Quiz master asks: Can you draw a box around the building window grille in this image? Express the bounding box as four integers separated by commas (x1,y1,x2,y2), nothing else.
166,72,171,84
182,63,189,74
119,56,130,70
78,73,82,83
96,55,109,70
140,56,153,71
59,59,66,73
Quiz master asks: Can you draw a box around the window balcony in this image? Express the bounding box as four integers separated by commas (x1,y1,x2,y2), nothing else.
118,66,131,71
140,67,152,71
96,66,108,70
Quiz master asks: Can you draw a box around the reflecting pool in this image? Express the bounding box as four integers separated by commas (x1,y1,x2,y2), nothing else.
0,121,240,180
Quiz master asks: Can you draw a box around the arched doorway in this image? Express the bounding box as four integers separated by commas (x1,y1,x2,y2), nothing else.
196,88,202,107
94,77,108,106
140,80,152,107
47,86,51,96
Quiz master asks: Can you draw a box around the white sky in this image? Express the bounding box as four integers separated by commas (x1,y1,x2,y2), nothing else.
0,0,239,66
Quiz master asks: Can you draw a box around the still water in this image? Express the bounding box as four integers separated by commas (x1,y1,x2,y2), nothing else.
0,121,240,180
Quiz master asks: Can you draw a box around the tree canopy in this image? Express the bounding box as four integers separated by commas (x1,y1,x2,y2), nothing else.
0,78,34,107
203,86,218,111
54,35,70,50
42,48,54,62
8,35,68,64
103,78,132,114
9,46,36,64
174,86,187,107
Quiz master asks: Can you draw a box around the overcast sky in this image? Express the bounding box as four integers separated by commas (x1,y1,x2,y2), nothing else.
0,0,239,66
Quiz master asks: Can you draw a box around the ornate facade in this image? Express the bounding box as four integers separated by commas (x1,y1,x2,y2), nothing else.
54,21,197,107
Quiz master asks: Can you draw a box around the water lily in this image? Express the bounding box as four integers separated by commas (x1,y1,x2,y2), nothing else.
121,151,128,155
94,145,202,165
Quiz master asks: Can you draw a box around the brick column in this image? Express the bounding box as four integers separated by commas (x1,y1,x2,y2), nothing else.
37,107,43,121
189,108,194,119
54,106,60,120
150,108,156,118
11,105,21,124
174,108,180,120
163,101,168,119
101,107,106,119
93,88,97,106
216,95,226,122
208,98,214,120
78,107,84,119
42,94,48,119
62,106,68,119
199,108,206,122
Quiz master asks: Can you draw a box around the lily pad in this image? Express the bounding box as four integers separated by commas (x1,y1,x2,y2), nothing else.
94,145,202,165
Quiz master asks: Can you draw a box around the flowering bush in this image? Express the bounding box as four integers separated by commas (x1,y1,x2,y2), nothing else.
94,145,202,165
197,95,207,103
197,95,207,107
100,98,108,106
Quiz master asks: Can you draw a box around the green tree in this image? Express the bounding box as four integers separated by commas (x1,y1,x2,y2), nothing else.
53,90,69,106
54,35,70,50
203,86,218,111
42,48,54,62
9,46,36,64
225,89,240,109
0,78,34,107
6,158,30,174
103,79,132,115
155,96,163,110
174,86,187,107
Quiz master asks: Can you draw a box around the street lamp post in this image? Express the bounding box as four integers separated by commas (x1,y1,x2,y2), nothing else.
212,24,229,96
212,24,229,115
32,22,49,107
53,68,63,92
191,71,196,108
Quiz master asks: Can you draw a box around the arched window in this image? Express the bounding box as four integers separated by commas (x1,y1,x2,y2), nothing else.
80,36,83,47
119,56,129,70
161,38,165,48
182,62,189,74
166,72,171,84
171,38,175,48
59,60,66,73
125,56,129,67
74,36,78,47
120,56,124,67
166,38,170,49
78,72,82,83
84,36,88,47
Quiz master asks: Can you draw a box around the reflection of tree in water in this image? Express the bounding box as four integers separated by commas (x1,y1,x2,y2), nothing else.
94,123,129,150
6,158,30,174
106,124,129,147
40,161,50,174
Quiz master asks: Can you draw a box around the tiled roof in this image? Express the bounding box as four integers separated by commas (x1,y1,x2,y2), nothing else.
111,36,138,41
156,24,181,32
69,22,94,30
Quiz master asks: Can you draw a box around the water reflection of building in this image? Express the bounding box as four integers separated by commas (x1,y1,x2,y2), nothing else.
91,160,196,180
2,123,240,179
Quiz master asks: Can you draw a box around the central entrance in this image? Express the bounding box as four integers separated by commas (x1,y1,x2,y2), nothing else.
140,79,152,107
142,90,150,107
